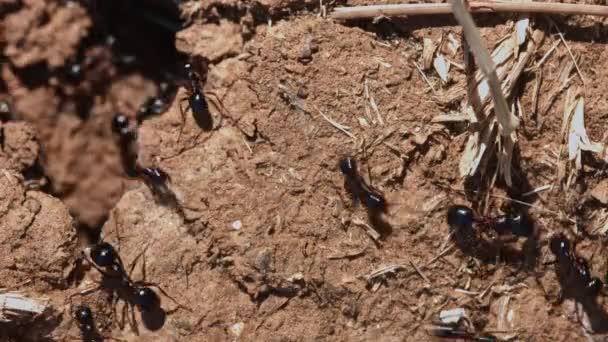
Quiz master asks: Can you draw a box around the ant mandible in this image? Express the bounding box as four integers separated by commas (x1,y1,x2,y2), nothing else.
447,205,533,237
550,234,603,301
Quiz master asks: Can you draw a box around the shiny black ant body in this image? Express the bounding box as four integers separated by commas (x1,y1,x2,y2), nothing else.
136,82,176,124
338,156,386,214
73,241,187,334
550,234,603,300
430,323,496,342
111,114,175,204
111,113,139,177
74,305,100,342
447,205,533,237
177,59,228,139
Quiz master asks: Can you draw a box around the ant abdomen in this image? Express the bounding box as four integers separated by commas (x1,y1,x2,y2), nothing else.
91,242,116,267
494,213,532,237
75,305,93,328
134,287,159,312
447,205,474,229
365,192,386,213
189,91,208,115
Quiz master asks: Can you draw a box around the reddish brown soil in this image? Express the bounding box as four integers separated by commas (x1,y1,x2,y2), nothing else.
3,0,608,341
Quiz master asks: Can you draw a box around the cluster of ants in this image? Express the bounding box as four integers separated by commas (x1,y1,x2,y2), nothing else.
437,203,603,340
338,157,604,341
68,60,214,340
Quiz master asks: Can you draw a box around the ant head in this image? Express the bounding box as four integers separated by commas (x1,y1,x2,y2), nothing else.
447,205,474,229
91,242,116,267
75,305,93,325
550,235,570,256
111,114,129,135
134,287,159,311
338,157,357,176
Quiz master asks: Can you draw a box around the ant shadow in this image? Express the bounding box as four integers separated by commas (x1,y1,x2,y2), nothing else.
369,210,393,238
140,306,166,331
554,269,608,334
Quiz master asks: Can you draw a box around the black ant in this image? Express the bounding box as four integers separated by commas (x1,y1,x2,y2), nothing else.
136,167,178,206
338,156,386,214
136,82,176,124
70,304,123,342
430,322,497,342
550,234,603,301
178,58,227,139
111,113,139,177
73,305,100,342
447,205,533,237
72,242,188,334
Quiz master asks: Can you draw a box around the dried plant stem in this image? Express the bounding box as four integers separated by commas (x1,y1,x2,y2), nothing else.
331,2,608,20
451,0,518,136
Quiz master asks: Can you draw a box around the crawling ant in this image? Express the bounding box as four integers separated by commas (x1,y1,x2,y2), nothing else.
72,241,187,334
430,323,497,342
447,205,533,237
136,82,177,124
71,304,123,342
338,156,386,214
74,305,99,342
550,234,603,301
136,167,177,206
178,58,227,139
111,114,177,206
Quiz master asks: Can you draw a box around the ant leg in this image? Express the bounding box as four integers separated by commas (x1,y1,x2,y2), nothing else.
178,97,190,143
111,208,122,252
205,90,229,130
114,296,125,330
68,284,103,303
129,303,139,335
127,243,151,280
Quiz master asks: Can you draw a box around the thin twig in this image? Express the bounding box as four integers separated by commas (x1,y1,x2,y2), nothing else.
410,261,431,284
549,19,586,84
331,2,608,20
414,62,438,94
314,105,356,140
451,0,518,136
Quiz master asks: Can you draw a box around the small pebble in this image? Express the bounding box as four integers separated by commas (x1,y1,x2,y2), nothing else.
231,220,242,231
230,322,244,337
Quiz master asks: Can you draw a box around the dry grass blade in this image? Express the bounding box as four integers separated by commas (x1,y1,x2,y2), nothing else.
0,292,48,322
450,0,518,136
331,3,608,20
362,264,408,282
314,105,356,140
352,217,381,241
